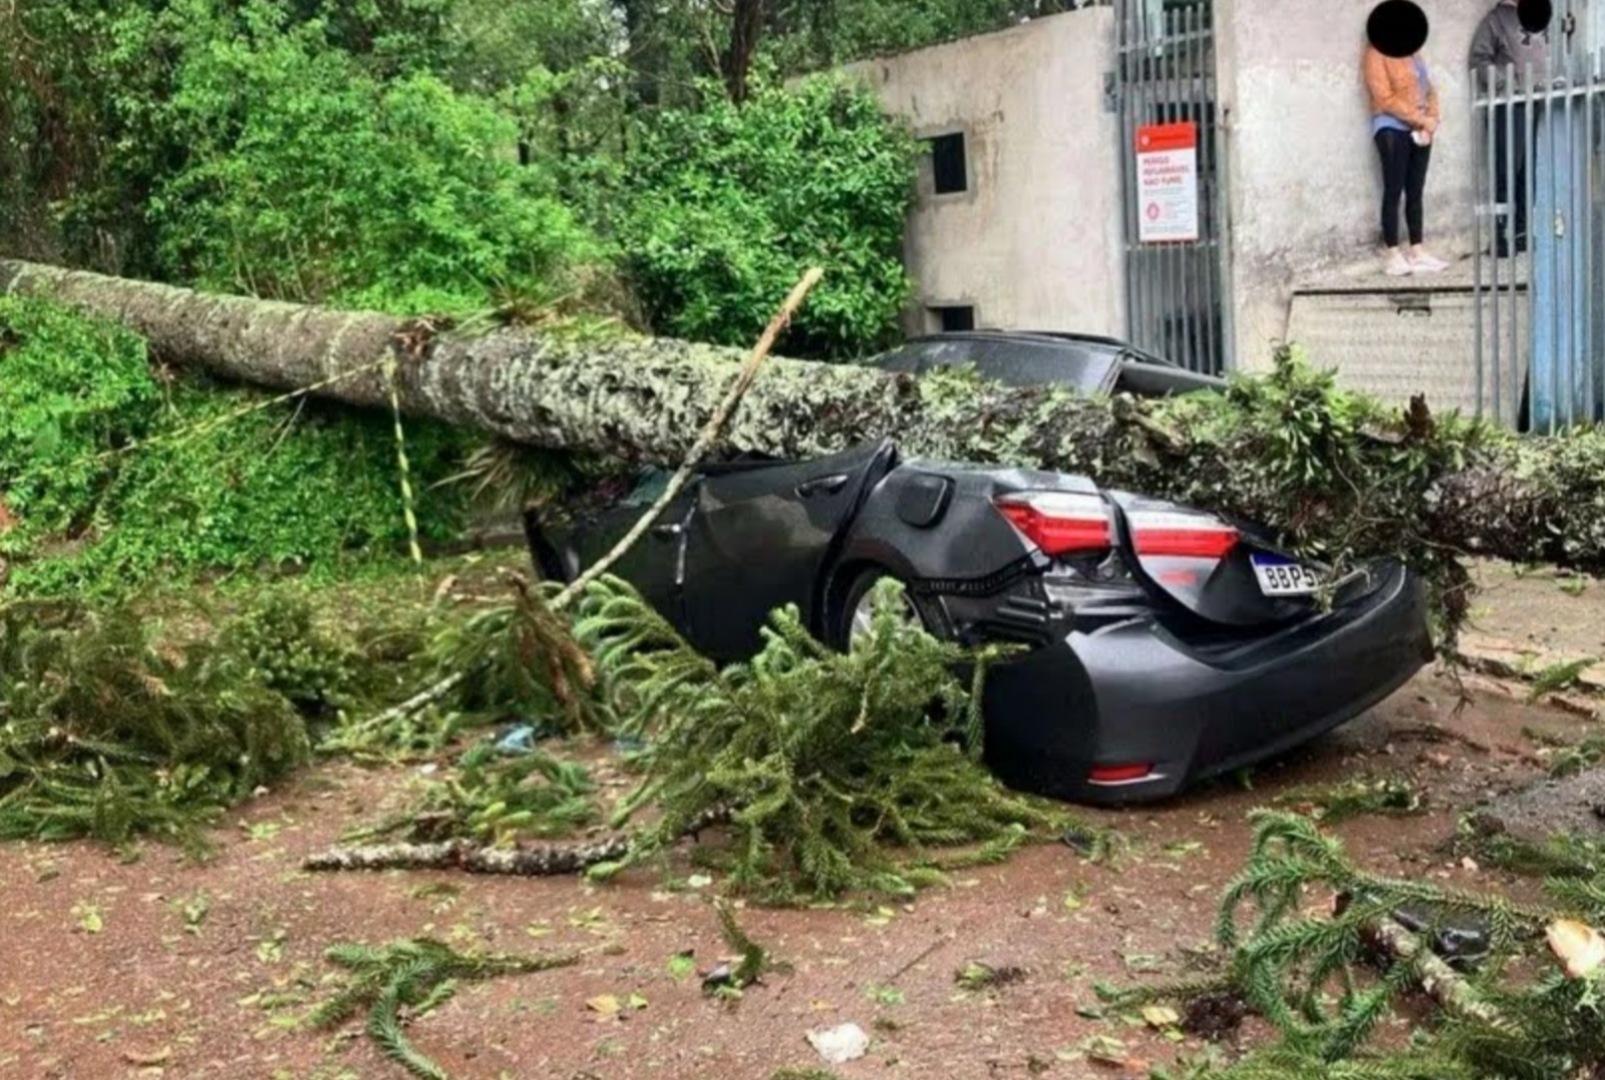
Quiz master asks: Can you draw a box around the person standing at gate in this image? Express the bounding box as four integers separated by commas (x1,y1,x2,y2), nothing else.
1364,1,1448,277
1470,0,1553,256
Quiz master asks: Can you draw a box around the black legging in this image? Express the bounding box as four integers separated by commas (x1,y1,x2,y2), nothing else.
1374,128,1431,248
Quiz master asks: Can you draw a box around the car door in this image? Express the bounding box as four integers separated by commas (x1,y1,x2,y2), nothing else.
682,442,895,661
555,471,700,633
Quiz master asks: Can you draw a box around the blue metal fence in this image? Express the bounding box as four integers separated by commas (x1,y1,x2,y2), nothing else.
1472,2,1605,432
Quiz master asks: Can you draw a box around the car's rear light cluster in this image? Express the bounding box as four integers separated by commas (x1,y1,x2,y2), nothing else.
1088,763,1155,784
995,494,1239,563
1129,510,1240,559
993,492,1111,557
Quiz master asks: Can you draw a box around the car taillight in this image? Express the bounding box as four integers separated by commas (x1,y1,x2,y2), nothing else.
994,492,1112,558
1089,763,1155,784
1130,511,1239,559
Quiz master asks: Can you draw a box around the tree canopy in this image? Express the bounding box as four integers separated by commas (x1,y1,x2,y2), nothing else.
0,0,1078,356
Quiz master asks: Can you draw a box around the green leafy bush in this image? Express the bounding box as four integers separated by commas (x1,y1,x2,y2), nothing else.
617,76,915,359
0,298,469,599
0,297,158,541
152,2,594,313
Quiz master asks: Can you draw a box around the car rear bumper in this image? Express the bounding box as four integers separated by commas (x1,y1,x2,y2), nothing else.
982,562,1433,805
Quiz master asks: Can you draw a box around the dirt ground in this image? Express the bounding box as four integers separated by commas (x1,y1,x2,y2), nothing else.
1,563,1600,1080
0,670,1585,1080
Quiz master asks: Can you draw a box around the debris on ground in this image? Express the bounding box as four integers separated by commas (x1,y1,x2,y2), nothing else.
804,1022,870,1065
1114,810,1605,1078
309,938,578,1080
575,575,1071,900
1272,773,1424,823
954,961,1028,992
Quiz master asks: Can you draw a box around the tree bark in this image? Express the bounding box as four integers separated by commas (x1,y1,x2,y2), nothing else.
6,257,1605,577
723,0,764,103
302,835,631,875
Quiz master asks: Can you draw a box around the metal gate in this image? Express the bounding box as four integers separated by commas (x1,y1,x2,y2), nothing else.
1114,0,1232,375
1472,0,1605,431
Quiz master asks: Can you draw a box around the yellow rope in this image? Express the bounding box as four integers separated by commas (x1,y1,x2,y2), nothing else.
62,351,427,566
382,356,425,567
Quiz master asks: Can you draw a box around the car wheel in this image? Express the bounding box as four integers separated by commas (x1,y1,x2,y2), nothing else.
833,568,929,651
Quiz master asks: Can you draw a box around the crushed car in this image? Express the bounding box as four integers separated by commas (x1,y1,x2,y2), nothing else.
525,334,1432,804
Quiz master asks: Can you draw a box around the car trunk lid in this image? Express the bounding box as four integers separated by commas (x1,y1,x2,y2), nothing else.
1108,492,1318,627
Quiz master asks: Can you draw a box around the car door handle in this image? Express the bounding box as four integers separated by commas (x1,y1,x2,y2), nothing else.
795,474,850,499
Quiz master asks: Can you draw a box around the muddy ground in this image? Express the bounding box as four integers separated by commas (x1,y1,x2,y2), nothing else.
0,563,1600,1080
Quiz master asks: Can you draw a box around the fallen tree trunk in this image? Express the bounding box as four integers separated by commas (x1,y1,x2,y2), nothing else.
7,257,1605,583
303,835,630,876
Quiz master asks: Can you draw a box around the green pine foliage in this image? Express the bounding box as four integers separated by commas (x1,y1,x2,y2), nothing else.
310,938,578,1080
573,575,1065,901
0,599,310,849
1124,811,1605,1079
219,591,361,717
355,741,598,846
714,898,787,992
427,575,606,734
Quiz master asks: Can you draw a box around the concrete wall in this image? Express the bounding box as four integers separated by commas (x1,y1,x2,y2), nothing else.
1216,0,1487,370
846,8,1126,338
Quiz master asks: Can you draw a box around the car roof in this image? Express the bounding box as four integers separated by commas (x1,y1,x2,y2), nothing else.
901,330,1177,368
906,329,1119,349
869,331,1225,396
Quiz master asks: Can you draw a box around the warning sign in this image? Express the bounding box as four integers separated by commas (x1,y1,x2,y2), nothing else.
1135,122,1200,244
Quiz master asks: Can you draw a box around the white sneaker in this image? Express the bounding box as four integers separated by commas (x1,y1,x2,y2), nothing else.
1408,249,1449,274
1382,248,1412,276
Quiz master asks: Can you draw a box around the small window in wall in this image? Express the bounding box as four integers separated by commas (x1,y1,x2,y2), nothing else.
932,305,976,333
928,132,968,195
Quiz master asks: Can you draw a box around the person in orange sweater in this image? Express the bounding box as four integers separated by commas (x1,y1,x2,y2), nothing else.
1364,40,1450,275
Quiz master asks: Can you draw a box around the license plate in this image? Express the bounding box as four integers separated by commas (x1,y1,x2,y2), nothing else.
1251,554,1323,597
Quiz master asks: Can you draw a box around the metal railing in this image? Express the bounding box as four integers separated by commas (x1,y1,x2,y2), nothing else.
1114,0,1232,376
1472,9,1604,431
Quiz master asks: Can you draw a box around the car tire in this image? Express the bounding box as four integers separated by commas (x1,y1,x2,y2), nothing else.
830,567,931,651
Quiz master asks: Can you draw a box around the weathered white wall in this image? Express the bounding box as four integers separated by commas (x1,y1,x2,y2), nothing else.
846,8,1125,337
1216,0,1486,370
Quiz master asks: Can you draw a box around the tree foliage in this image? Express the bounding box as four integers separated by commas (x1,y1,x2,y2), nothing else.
310,938,578,1080
574,575,1065,901
0,296,469,599
618,75,915,357
0,599,311,849
151,2,592,313
0,0,939,354
1118,812,1605,1080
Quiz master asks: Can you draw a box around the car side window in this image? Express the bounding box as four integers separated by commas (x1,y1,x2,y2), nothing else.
910,339,984,373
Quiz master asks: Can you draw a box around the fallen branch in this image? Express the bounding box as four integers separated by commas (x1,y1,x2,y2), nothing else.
303,835,629,875
1369,915,1508,1028
304,807,732,876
